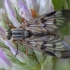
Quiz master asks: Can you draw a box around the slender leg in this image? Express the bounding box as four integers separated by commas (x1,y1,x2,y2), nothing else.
26,46,28,54
19,17,28,28
13,40,18,56
20,20,28,28
18,40,29,54
19,40,40,63
27,53,39,63
15,43,18,56
2,13,15,28
25,48,39,64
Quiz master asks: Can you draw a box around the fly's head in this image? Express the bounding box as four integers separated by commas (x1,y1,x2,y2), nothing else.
6,28,12,40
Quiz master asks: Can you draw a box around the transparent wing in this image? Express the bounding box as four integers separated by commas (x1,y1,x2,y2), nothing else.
43,41,70,58
28,9,70,31
53,9,70,30
26,35,59,42
25,34,70,58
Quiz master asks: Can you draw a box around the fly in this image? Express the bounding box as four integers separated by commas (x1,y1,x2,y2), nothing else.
6,9,70,58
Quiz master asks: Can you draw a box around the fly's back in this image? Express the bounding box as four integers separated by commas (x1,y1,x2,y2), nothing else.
6,28,29,40
12,28,29,40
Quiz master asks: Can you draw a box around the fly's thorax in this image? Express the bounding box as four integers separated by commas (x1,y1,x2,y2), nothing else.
11,28,29,40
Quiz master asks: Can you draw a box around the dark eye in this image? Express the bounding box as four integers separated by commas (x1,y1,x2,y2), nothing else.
6,35,11,40
6,29,12,40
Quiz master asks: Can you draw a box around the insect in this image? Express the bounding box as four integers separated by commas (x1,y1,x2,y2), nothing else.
6,9,70,58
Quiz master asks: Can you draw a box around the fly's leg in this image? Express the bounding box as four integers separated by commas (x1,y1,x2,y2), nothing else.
18,40,29,54
2,14,15,28
25,45,39,63
13,40,28,57
15,42,18,56
19,40,40,64
13,40,18,56
20,18,28,28
27,52,40,64
26,46,29,54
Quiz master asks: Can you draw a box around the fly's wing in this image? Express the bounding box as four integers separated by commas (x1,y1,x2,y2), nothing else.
25,35,70,58
28,11,56,24
43,41,70,58
28,9,70,31
53,9,70,30
24,9,70,58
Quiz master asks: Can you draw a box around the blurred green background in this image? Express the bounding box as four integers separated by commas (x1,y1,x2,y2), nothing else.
0,0,70,70
0,0,3,8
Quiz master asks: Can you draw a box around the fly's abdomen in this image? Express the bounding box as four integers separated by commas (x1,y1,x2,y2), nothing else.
12,28,29,40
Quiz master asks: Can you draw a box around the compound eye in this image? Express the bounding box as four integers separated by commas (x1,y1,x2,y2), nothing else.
6,35,11,40
6,32,11,40
6,29,12,40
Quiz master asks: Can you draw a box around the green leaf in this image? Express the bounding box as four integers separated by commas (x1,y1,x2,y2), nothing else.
53,0,69,10
66,0,70,9
59,23,70,35
52,57,58,70
31,64,41,70
0,68,5,70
